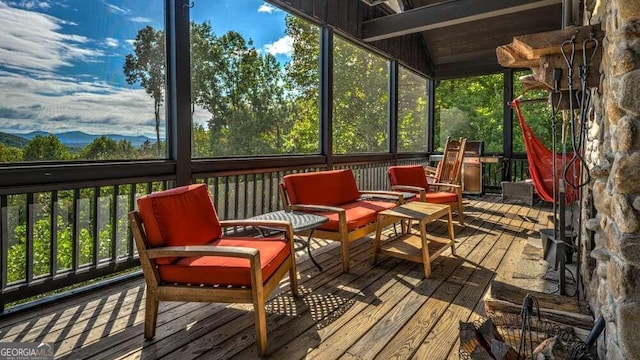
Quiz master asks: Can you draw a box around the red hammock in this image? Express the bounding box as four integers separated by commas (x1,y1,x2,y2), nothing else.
512,99,580,204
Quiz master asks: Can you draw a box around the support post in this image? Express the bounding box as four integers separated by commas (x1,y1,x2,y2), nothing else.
167,0,192,186
320,26,334,169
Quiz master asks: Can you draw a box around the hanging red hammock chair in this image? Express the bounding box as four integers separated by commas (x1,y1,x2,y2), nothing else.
511,99,580,204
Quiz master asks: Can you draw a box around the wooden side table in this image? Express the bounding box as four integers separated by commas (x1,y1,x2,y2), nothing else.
373,202,456,278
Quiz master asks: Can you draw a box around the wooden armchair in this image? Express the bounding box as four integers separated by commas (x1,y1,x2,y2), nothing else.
427,137,467,189
129,184,297,356
279,169,402,272
388,165,465,224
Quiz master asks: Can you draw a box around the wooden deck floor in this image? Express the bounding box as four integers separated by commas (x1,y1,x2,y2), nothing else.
0,195,551,359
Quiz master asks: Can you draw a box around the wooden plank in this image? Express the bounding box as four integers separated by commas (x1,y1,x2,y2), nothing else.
412,199,537,359
373,200,517,359
304,199,511,359
262,196,493,359
490,280,583,313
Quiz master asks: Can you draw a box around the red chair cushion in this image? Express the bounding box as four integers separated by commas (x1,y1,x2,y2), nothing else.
425,191,459,204
283,169,360,206
157,237,290,286
316,200,396,232
388,166,429,190
137,184,222,264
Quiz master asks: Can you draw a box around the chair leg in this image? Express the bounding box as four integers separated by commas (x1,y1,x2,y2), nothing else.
254,297,268,356
289,259,299,297
144,294,159,339
341,240,350,273
458,203,464,225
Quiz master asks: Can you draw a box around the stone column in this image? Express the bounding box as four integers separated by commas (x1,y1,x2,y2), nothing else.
584,0,640,359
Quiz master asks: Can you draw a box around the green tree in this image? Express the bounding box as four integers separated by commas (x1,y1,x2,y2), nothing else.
124,25,165,156
23,135,70,161
282,15,321,153
333,36,389,153
0,143,23,162
81,136,136,160
190,22,291,156
435,74,504,152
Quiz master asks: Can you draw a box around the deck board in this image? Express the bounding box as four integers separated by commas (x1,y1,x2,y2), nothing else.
0,195,555,360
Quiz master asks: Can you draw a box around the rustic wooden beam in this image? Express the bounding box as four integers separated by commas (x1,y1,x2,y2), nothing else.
496,43,540,68
485,280,594,329
362,0,561,42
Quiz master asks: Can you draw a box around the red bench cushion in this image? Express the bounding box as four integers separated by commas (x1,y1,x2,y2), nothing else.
388,165,429,190
157,237,290,286
316,200,396,231
283,169,360,206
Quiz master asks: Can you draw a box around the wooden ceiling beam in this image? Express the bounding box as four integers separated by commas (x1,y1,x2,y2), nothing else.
362,0,561,42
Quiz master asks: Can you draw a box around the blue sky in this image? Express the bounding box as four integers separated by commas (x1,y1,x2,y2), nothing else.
0,0,291,137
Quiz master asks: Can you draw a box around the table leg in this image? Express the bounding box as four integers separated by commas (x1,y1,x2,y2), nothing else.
295,230,322,271
447,207,456,256
420,219,432,278
373,215,384,265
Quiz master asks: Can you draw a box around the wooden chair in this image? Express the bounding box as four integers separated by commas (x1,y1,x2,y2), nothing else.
279,169,403,272
388,165,465,224
426,137,467,189
129,184,298,356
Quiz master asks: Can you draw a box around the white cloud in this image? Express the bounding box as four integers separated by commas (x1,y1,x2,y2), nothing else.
0,2,103,73
258,3,278,14
7,0,50,10
130,16,150,23
0,70,164,138
103,1,129,15
264,35,293,57
104,37,119,47
125,39,135,47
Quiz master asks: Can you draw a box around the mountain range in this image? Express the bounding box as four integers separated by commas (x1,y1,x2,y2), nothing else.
1,131,155,148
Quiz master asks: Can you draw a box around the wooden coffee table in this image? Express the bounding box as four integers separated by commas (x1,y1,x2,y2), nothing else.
373,202,456,278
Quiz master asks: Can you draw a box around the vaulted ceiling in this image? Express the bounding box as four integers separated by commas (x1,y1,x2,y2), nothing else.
364,0,565,78
269,0,571,79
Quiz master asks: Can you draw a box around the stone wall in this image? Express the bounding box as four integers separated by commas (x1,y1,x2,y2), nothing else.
583,0,640,359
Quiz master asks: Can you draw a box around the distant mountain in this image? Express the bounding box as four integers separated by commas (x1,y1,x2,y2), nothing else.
13,131,155,147
0,132,28,148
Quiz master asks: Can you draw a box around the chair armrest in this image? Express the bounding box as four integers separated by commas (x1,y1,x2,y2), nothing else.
220,219,293,233
390,185,425,193
391,185,426,202
289,204,345,214
431,183,461,189
147,245,259,260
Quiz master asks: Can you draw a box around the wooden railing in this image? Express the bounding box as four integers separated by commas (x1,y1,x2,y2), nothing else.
0,155,525,313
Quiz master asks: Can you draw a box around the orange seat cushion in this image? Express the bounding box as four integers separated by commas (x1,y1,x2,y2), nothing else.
388,166,429,190
158,237,291,286
316,200,396,232
137,184,222,264
283,169,360,206
425,192,459,204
